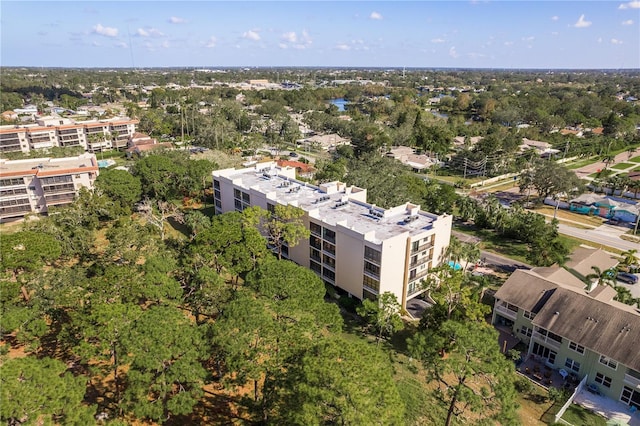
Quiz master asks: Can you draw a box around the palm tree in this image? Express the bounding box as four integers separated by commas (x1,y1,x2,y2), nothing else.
620,249,639,272
444,237,464,267
585,266,617,290
460,242,482,274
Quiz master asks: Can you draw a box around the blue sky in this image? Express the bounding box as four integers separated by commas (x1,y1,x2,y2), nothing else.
2,1,639,69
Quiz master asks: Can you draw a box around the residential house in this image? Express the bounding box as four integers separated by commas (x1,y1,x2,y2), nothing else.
493,268,640,408
212,162,453,309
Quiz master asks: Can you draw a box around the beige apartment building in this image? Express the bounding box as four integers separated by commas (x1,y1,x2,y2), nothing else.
0,117,138,154
213,162,453,308
0,153,99,222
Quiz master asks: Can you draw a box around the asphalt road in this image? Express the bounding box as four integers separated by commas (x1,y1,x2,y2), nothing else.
556,224,639,253
452,230,532,272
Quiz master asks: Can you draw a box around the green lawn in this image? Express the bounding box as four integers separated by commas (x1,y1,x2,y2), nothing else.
567,158,599,170
628,156,640,163
558,404,607,426
633,165,640,172
611,162,634,170
588,169,615,178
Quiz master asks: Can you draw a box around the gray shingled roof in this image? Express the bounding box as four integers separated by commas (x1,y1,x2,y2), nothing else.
532,288,640,372
495,269,640,371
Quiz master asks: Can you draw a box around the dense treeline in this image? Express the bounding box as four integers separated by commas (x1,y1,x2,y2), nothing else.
2,68,639,178
1,150,524,425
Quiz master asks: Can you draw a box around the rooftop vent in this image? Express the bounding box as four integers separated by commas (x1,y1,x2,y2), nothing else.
403,215,419,223
369,209,384,218
314,195,330,204
335,200,349,208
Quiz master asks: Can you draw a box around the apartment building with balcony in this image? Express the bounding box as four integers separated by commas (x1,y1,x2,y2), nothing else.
493,268,640,409
212,162,453,309
0,153,99,222
0,117,138,154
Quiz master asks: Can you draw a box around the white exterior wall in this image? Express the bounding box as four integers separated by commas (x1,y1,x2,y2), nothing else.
212,164,453,309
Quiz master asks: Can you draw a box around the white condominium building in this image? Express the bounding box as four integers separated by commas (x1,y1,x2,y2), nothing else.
213,162,452,309
0,153,99,222
0,117,138,154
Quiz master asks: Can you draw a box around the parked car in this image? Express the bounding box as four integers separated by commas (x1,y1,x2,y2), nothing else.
617,272,639,284
289,152,299,157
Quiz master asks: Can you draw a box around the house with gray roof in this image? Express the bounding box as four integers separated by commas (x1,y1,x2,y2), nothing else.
493,268,640,407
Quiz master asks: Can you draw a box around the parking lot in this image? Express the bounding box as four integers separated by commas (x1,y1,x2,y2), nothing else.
617,273,640,299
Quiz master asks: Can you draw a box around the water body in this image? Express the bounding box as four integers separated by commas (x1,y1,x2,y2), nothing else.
329,98,348,111
429,110,449,119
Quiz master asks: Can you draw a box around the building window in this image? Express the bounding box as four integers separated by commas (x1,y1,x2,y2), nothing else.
569,341,585,355
309,222,322,236
599,355,618,370
523,310,536,320
362,275,380,292
364,261,380,277
213,179,220,190
595,373,612,388
364,246,381,263
519,326,532,337
309,248,321,262
323,254,335,269
310,260,321,273
323,228,336,243
234,188,241,199
310,235,322,250
323,241,335,255
267,203,275,214
234,199,243,211
363,288,378,301
565,358,581,373
620,386,636,405
322,268,335,281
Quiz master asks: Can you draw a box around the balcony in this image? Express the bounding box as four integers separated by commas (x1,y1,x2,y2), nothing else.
411,242,433,254
494,304,518,321
42,184,75,195
624,373,640,389
532,331,562,350
408,268,430,284
409,256,431,269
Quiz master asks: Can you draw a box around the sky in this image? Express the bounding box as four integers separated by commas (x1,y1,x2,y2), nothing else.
2,1,639,69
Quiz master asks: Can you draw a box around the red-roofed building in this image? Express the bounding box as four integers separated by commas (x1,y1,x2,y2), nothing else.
276,159,315,177
0,153,99,222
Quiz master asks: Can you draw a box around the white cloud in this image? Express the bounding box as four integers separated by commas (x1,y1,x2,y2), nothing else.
431,38,445,43
205,36,217,48
278,43,288,49
281,32,297,43
115,41,128,48
622,19,634,25
551,31,559,36
137,27,164,37
551,15,559,21
611,38,623,44
369,11,383,20
168,16,186,24
572,14,592,28
597,37,603,43
161,40,170,49
242,30,261,41
335,43,351,51
93,23,118,37
449,46,459,58
92,41,101,47
522,36,535,41
504,41,514,46
619,1,640,9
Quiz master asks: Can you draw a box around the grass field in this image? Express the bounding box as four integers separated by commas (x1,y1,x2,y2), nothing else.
629,156,640,163
611,162,634,170
588,170,615,178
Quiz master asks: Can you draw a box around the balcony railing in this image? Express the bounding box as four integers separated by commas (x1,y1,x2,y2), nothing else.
409,256,430,269
532,331,562,350
411,242,433,254
494,304,518,320
624,373,640,389
408,269,430,284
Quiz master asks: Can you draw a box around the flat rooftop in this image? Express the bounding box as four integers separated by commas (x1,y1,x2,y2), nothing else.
218,165,441,244
0,154,97,177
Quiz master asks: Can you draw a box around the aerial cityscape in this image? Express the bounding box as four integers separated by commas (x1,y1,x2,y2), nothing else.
1,1,640,426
